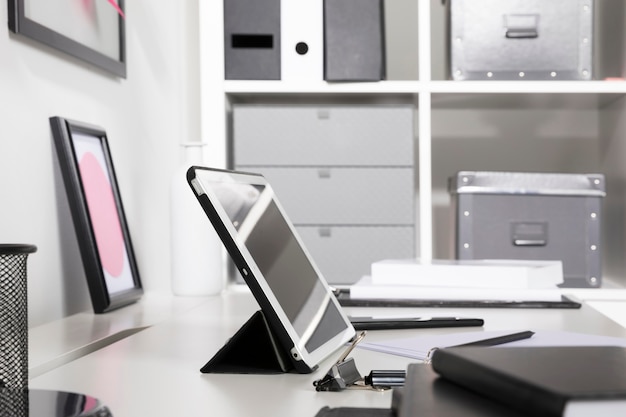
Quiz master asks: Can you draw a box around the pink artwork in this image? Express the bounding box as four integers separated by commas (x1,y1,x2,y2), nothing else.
107,0,125,19
79,1,125,19
79,152,125,278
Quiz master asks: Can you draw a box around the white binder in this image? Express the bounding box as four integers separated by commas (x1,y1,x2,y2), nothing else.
281,0,323,81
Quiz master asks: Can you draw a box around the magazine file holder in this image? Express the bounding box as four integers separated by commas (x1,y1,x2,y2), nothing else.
201,310,294,374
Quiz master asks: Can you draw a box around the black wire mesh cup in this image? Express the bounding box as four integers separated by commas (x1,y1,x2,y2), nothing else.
0,244,36,417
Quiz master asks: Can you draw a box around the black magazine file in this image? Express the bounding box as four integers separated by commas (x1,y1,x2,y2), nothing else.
201,310,294,374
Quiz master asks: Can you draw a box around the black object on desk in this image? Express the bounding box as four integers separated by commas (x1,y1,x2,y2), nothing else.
395,363,531,417
349,316,484,331
315,363,530,417
0,388,112,417
335,288,582,309
201,310,294,374
431,346,626,416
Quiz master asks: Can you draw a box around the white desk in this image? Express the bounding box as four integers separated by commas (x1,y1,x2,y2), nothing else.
28,294,208,378
28,288,626,417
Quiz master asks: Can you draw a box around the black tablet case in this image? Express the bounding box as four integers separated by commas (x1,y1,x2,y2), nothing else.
201,310,294,374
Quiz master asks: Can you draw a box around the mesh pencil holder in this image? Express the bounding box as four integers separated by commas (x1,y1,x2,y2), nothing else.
0,244,36,417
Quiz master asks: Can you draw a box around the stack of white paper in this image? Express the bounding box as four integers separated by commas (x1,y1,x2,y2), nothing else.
371,259,563,288
350,259,565,302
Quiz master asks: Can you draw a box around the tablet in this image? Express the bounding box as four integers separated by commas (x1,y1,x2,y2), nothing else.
187,166,356,373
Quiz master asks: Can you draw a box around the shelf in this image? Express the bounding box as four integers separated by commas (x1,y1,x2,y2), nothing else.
223,80,626,94
429,80,626,94
223,80,424,94
200,1,626,287
223,81,626,112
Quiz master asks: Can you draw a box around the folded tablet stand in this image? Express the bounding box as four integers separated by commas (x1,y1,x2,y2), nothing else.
200,310,294,374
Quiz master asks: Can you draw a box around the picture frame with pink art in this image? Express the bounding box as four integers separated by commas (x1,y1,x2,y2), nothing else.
8,0,126,78
50,116,142,313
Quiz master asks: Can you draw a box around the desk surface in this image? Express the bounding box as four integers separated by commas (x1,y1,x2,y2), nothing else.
29,289,626,417
28,294,208,378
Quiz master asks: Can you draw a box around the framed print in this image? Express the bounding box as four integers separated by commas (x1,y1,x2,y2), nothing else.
50,116,142,313
8,0,126,78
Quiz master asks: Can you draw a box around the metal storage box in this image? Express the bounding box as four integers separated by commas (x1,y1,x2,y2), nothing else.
448,0,594,80
449,171,605,288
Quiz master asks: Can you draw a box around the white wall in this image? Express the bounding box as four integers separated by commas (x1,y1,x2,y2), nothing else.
0,1,201,327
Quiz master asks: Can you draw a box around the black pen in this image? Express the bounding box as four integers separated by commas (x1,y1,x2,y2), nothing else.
424,330,535,363
454,330,535,347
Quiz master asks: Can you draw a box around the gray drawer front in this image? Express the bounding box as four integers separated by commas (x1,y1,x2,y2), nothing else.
297,226,416,284
250,167,415,225
233,105,414,166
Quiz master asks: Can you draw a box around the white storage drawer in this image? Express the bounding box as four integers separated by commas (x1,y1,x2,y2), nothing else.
233,105,414,166
296,225,416,284
250,167,415,225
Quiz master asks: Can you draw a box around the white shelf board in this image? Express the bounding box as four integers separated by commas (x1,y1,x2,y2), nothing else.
429,80,626,94
223,80,626,95
223,80,424,95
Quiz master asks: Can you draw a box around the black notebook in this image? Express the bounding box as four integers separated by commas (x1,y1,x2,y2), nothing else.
397,363,530,417
430,346,626,417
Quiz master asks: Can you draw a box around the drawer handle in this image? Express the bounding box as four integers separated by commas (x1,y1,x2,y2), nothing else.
318,169,331,179
317,110,330,119
513,239,546,247
319,228,332,237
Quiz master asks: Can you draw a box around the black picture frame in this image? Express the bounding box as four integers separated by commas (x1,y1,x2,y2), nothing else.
8,0,126,78
50,116,142,313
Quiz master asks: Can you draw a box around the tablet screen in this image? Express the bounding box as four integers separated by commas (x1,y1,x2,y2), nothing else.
189,167,354,370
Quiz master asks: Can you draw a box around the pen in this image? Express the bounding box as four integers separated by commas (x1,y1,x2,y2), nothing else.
454,330,535,347
424,330,535,363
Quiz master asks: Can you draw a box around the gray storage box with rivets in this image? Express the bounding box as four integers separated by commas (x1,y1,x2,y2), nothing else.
449,171,605,288
447,0,594,80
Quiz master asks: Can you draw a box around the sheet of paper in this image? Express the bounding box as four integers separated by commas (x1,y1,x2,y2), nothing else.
357,330,626,361
358,330,522,360
350,276,564,302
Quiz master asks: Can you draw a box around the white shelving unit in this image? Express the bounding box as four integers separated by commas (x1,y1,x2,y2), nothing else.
199,1,626,287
